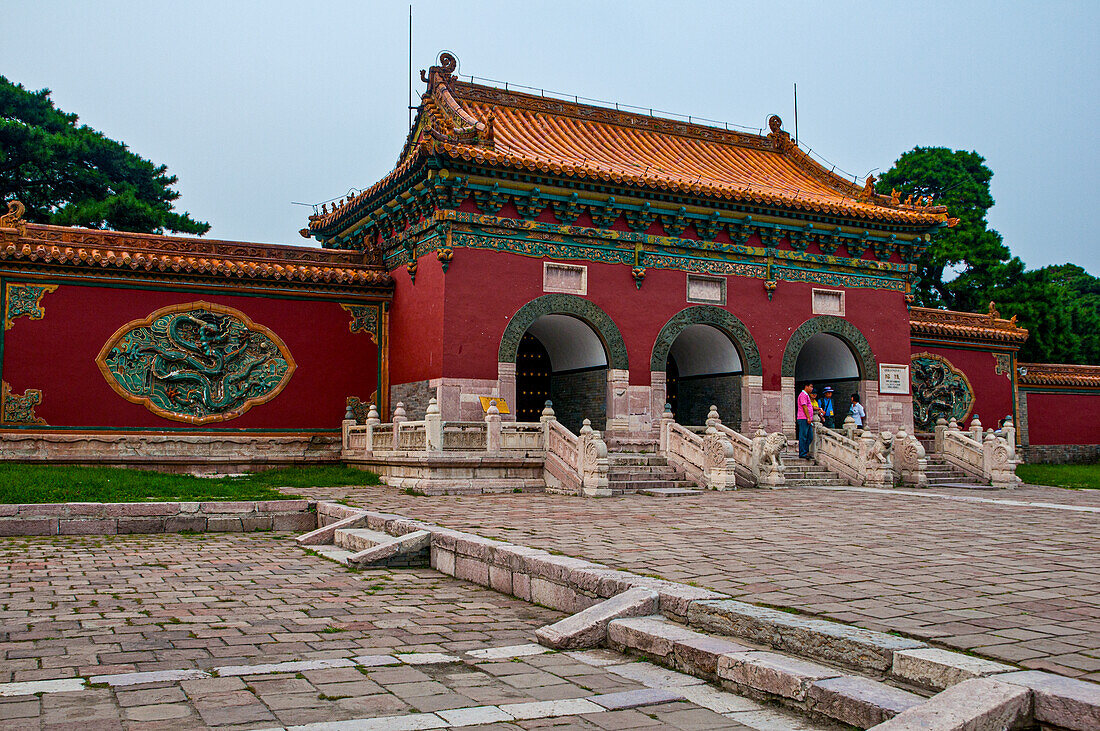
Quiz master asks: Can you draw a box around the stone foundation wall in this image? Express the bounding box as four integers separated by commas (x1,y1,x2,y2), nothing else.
1021,444,1100,465
0,500,316,536
0,433,339,474
676,374,741,426
551,367,607,433
389,380,436,420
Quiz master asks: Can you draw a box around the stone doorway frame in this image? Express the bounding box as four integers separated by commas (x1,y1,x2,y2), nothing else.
779,315,877,437
497,294,629,430
649,306,763,433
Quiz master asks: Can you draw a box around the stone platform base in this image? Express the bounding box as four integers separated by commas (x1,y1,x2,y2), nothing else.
346,454,546,495
0,432,341,474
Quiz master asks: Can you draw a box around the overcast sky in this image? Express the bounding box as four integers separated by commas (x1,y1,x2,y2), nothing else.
5,1,1097,273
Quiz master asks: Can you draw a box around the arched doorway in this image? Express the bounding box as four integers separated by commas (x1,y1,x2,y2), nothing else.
651,306,763,431
516,314,609,432
499,294,628,434
782,316,876,430
793,333,861,424
664,324,742,426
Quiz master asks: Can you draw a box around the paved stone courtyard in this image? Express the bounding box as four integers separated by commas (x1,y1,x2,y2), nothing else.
299,483,1100,682
0,533,842,730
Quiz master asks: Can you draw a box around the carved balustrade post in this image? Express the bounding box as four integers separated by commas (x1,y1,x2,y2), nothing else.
578,419,610,497
894,429,927,488
365,403,380,455
485,401,502,454
702,426,736,491
983,430,1020,488
842,415,856,441
540,400,556,449
425,398,442,453
999,416,1017,458
934,417,948,454
706,405,721,429
392,401,407,451
341,403,356,454
969,415,983,444
659,403,674,452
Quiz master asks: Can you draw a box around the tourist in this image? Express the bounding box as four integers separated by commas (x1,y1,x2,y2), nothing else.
821,386,835,429
797,383,815,458
849,393,866,429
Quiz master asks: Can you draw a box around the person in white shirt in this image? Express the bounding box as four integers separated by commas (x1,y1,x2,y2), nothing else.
849,393,866,428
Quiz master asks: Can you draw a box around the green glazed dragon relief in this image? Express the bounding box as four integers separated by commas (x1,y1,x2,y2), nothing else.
911,353,974,431
96,302,295,424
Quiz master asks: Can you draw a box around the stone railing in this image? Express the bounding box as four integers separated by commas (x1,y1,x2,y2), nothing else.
342,398,544,458
934,415,1020,488
812,415,895,488
542,407,609,497
659,405,785,489
343,398,609,497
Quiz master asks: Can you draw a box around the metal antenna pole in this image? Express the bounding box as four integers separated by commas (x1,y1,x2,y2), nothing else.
408,5,413,129
793,83,798,146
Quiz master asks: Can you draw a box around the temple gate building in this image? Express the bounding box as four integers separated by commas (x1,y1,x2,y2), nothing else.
306,53,954,441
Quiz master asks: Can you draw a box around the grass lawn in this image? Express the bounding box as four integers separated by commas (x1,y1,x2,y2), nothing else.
1016,462,1100,489
0,464,380,504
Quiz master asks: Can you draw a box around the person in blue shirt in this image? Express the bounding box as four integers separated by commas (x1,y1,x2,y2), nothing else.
820,386,835,429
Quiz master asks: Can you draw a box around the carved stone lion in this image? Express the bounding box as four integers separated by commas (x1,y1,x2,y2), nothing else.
758,431,786,475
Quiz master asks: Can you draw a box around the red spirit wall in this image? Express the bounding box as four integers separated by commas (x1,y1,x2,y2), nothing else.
1024,391,1100,445
437,247,912,388
2,277,381,431
909,345,1015,426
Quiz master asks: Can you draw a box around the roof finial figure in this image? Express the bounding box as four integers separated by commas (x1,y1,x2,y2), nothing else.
768,115,783,134
856,175,876,202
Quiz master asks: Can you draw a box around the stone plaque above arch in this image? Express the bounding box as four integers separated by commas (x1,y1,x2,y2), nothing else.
781,315,876,379
650,306,762,376
497,294,629,370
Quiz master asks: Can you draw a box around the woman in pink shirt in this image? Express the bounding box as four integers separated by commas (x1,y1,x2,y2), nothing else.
796,383,814,458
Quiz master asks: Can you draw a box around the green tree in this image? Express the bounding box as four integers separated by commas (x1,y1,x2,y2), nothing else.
998,264,1100,364
877,147,1022,311
0,76,208,234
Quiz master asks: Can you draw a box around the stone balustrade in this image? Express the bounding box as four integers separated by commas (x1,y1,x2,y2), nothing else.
934,415,1021,488
659,405,785,489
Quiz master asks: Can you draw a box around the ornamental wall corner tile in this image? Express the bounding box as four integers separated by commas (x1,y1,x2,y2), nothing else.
1,381,47,425
4,282,59,330
341,304,380,343
95,301,295,425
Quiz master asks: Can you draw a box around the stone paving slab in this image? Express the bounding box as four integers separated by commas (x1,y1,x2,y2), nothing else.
0,533,844,730
298,483,1100,681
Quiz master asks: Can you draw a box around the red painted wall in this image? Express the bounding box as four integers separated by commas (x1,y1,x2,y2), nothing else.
2,278,380,430
434,247,911,389
387,252,446,387
910,345,1015,426
1024,391,1100,445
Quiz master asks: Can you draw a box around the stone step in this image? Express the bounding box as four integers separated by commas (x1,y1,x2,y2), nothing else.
609,479,697,491
784,478,851,487
308,544,356,564
334,527,394,552
637,487,703,497
609,455,669,466
607,615,926,727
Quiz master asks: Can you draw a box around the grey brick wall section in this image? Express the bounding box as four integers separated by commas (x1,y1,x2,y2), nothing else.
677,375,741,426
552,368,607,434
389,380,436,420
1021,444,1100,465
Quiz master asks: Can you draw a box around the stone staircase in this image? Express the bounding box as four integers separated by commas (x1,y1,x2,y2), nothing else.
782,456,851,487
605,437,700,496
298,517,431,568
925,454,986,487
